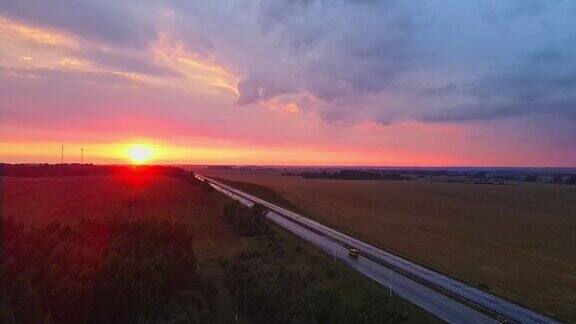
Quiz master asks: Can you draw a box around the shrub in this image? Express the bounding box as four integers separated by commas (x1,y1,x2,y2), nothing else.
222,201,269,236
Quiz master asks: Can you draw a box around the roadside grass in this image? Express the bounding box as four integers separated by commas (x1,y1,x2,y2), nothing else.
210,176,312,217
262,221,442,324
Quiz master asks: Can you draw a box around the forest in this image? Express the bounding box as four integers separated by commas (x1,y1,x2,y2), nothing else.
0,217,216,323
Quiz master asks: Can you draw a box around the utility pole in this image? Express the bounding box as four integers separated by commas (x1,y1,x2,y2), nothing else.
60,145,64,164
81,147,84,164
389,270,392,297
235,288,238,321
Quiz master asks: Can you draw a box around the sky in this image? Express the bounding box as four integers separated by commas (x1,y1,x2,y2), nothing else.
1,0,575,166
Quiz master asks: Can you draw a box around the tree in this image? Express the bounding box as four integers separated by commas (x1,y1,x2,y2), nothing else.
550,175,564,184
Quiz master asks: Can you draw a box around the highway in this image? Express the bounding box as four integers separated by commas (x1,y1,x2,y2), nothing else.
196,174,558,324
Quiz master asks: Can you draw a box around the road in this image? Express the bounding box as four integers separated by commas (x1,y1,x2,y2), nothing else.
197,174,558,324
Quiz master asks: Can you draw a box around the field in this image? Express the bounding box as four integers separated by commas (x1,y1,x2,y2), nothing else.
1,174,244,259
1,173,438,323
195,168,576,321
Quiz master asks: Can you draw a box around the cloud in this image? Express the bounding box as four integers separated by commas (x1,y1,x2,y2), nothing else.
254,0,417,99
225,0,576,125
418,43,576,123
237,78,261,104
478,0,567,26
1,0,576,165
0,0,153,47
81,48,179,78
2,0,575,126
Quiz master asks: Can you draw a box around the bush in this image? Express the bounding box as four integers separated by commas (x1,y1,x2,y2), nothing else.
326,268,337,280
222,201,269,236
201,180,215,192
478,283,490,291
217,257,230,269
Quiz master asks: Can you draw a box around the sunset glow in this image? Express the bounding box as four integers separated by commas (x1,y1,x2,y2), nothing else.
0,2,575,166
127,144,153,165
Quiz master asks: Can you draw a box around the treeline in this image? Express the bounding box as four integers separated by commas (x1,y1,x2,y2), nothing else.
551,175,576,185
286,168,576,184
0,217,216,323
298,169,410,181
0,164,201,184
220,202,409,323
222,201,270,236
205,165,235,170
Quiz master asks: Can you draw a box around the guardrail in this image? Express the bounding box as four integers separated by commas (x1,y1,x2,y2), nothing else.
197,174,558,324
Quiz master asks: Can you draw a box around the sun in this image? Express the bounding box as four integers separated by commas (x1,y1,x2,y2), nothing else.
127,144,153,164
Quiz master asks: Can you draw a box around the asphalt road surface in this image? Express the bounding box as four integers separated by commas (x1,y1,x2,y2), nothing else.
197,174,557,324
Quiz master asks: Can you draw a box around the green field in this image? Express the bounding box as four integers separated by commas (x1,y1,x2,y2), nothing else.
196,168,576,322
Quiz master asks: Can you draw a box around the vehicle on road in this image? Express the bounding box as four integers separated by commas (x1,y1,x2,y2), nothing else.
348,247,359,258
